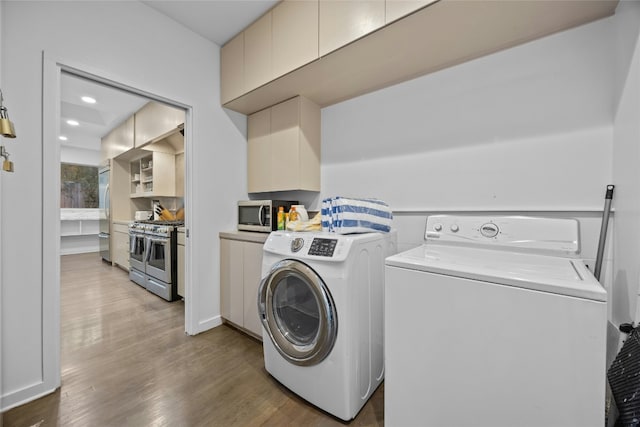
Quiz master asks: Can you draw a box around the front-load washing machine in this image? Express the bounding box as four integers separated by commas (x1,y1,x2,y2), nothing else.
384,215,607,427
258,230,397,421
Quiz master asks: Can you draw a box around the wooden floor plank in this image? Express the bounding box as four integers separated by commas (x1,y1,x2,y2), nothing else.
3,253,384,426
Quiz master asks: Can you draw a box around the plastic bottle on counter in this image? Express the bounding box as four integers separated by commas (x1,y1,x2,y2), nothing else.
277,206,285,230
289,206,298,222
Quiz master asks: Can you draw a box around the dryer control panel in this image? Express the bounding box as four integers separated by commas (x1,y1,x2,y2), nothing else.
308,238,338,257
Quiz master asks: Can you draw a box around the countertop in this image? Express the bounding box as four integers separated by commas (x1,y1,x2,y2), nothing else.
219,231,269,244
112,219,133,226
61,208,99,220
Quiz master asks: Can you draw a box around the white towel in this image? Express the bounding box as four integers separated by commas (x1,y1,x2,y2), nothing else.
321,196,392,234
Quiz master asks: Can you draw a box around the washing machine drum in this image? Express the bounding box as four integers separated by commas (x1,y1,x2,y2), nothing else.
258,259,338,366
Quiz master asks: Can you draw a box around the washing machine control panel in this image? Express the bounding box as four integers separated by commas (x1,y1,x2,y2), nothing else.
308,238,338,257
424,215,580,254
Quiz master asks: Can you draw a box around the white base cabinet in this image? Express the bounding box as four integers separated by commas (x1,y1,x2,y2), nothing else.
220,233,266,338
112,222,130,271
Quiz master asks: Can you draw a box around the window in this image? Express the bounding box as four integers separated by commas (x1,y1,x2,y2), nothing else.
61,163,98,208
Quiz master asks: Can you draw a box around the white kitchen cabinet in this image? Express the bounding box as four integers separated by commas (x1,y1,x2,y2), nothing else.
247,96,320,193
222,1,616,115
130,152,176,198
272,0,319,79
177,229,185,299
112,222,130,271
134,101,184,148
101,115,134,162
319,0,385,57
247,108,272,193
220,32,245,104
244,11,273,92
220,234,266,338
385,0,435,23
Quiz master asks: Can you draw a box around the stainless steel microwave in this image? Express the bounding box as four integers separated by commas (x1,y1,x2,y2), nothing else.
238,200,297,232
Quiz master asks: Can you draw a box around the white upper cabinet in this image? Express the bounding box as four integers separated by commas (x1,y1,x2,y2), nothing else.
385,0,436,23
319,0,385,57
247,96,320,193
247,108,272,193
272,0,319,79
101,115,134,162
220,32,245,104
134,101,184,148
244,12,273,92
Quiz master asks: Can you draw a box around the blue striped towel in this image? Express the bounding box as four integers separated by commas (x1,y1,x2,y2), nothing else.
321,197,393,234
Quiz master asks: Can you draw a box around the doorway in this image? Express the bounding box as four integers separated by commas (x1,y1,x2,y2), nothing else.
43,59,193,392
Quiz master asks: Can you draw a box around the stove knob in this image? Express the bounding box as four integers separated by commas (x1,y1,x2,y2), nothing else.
434,223,443,232
450,224,459,233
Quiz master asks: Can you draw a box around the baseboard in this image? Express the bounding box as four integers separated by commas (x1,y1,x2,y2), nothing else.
1,382,58,412
192,315,223,335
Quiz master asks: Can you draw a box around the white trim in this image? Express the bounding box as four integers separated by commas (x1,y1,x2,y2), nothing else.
42,52,62,397
1,383,58,412
194,315,224,335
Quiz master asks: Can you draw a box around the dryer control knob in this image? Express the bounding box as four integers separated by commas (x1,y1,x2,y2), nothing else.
450,224,459,233
291,238,304,253
434,223,443,232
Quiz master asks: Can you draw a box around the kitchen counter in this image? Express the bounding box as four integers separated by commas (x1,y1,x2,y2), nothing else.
219,231,269,244
113,219,133,226
61,208,99,221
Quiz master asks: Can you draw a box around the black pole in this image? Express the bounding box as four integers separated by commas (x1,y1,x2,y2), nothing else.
594,185,614,282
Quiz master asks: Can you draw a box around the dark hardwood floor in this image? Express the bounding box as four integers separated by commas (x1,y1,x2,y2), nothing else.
3,253,384,426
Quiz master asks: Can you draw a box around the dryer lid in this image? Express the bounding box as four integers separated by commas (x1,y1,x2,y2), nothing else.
385,245,606,302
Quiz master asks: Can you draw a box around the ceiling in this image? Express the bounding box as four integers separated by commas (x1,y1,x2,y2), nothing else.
141,0,279,46
60,1,276,152
59,73,149,151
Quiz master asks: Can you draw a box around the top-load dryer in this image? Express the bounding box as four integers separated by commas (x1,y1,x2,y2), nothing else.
258,230,397,421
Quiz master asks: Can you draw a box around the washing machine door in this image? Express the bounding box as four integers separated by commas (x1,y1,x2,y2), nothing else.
258,259,338,366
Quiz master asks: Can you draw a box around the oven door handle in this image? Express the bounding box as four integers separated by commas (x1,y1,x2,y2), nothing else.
149,237,170,244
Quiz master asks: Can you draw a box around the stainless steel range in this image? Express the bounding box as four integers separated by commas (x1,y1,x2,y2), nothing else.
128,220,183,301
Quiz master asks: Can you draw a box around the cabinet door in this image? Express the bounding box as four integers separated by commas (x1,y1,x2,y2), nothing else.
118,115,135,153
220,239,244,325
221,32,245,104
385,0,436,23
319,0,385,57
134,101,185,148
242,241,264,337
270,97,301,192
247,108,272,193
244,12,273,92
272,0,319,79
112,230,130,270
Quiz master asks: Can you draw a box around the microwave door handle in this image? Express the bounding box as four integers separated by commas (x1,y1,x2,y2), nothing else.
258,205,266,227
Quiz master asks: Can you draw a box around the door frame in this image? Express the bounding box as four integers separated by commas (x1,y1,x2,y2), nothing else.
42,51,195,393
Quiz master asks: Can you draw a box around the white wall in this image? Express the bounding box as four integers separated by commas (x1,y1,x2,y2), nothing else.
1,1,247,410
611,1,640,361
321,17,614,212
320,5,618,341
60,145,100,166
